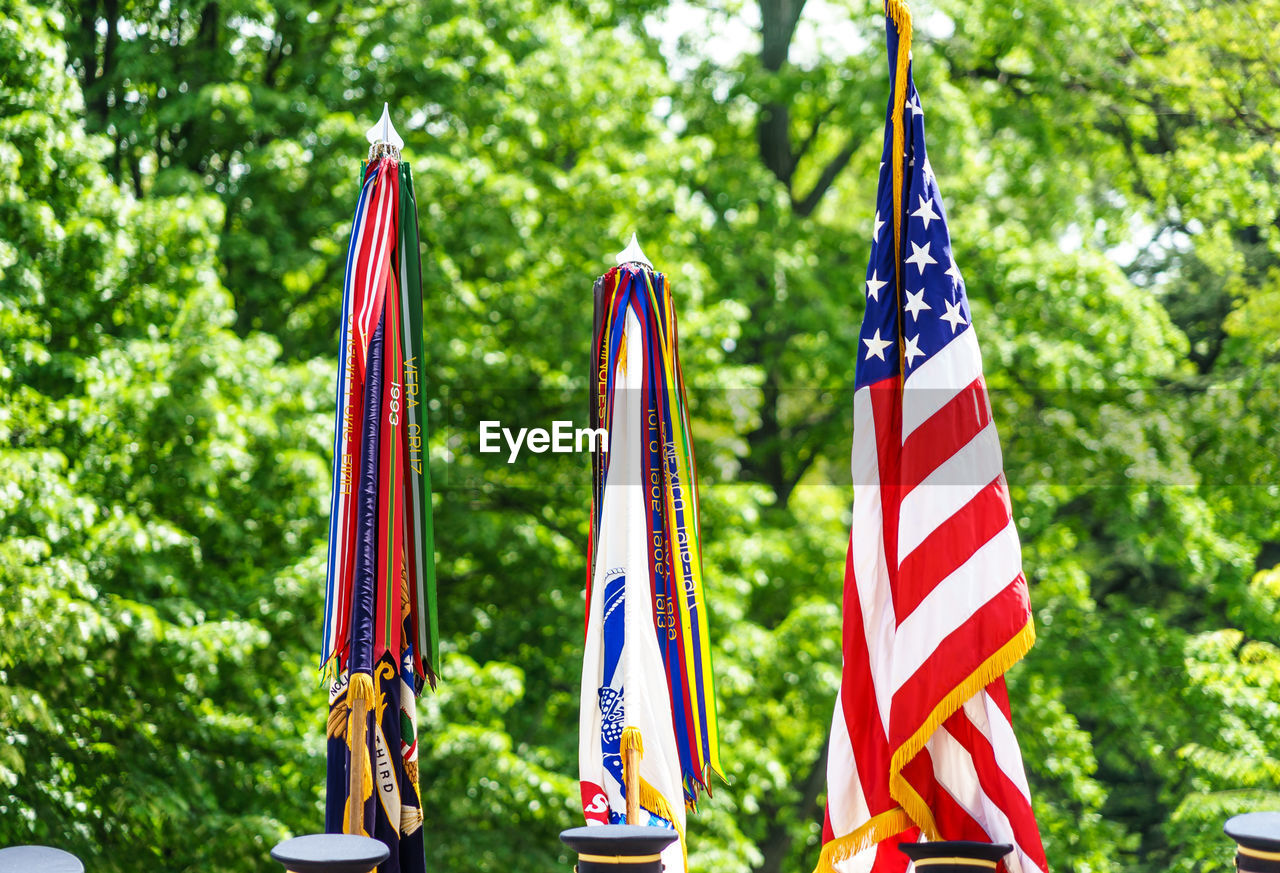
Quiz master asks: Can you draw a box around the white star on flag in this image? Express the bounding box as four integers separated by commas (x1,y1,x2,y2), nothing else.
940,298,967,333
862,328,892,361
945,257,963,285
911,195,940,230
908,94,923,117
903,333,924,365
905,241,937,273
873,211,884,243
922,157,935,188
866,271,888,302
903,288,931,321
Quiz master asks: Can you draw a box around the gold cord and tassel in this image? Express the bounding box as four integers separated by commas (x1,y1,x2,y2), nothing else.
343,671,376,837
577,853,664,865
621,726,644,825
620,726,687,868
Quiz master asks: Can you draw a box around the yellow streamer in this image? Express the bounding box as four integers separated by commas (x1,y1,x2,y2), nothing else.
641,272,723,784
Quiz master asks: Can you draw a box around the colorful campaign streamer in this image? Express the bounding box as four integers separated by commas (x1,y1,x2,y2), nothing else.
322,156,437,685
580,263,722,867
322,151,436,872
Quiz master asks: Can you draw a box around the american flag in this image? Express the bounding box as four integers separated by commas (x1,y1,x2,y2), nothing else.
815,8,1048,873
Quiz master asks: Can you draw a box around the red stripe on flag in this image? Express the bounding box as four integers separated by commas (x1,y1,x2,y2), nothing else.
898,378,989,488
943,692,1047,869
909,746,990,844
840,541,899,820
887,582,1030,749
334,160,395,672
893,482,1011,621
869,376,906,586
874,826,917,873
986,674,1015,722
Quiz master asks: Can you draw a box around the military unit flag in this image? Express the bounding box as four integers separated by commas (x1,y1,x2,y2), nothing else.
579,261,723,872
815,5,1048,873
322,147,437,873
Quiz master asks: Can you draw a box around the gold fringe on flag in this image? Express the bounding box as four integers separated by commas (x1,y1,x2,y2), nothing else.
814,807,915,873
888,622,1037,845
401,804,424,836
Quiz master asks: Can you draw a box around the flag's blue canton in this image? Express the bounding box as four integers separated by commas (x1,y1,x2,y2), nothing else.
855,26,974,391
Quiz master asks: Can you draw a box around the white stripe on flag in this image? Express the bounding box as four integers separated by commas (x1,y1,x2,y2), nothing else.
927,724,1040,873
825,689,870,836
834,846,879,873
851,387,879,488
358,177,393,338
896,420,1005,561
962,694,1033,803
901,327,982,439
891,521,1022,693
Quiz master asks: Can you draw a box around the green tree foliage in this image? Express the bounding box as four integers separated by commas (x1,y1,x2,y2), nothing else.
1,4,333,864
1,0,1278,872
